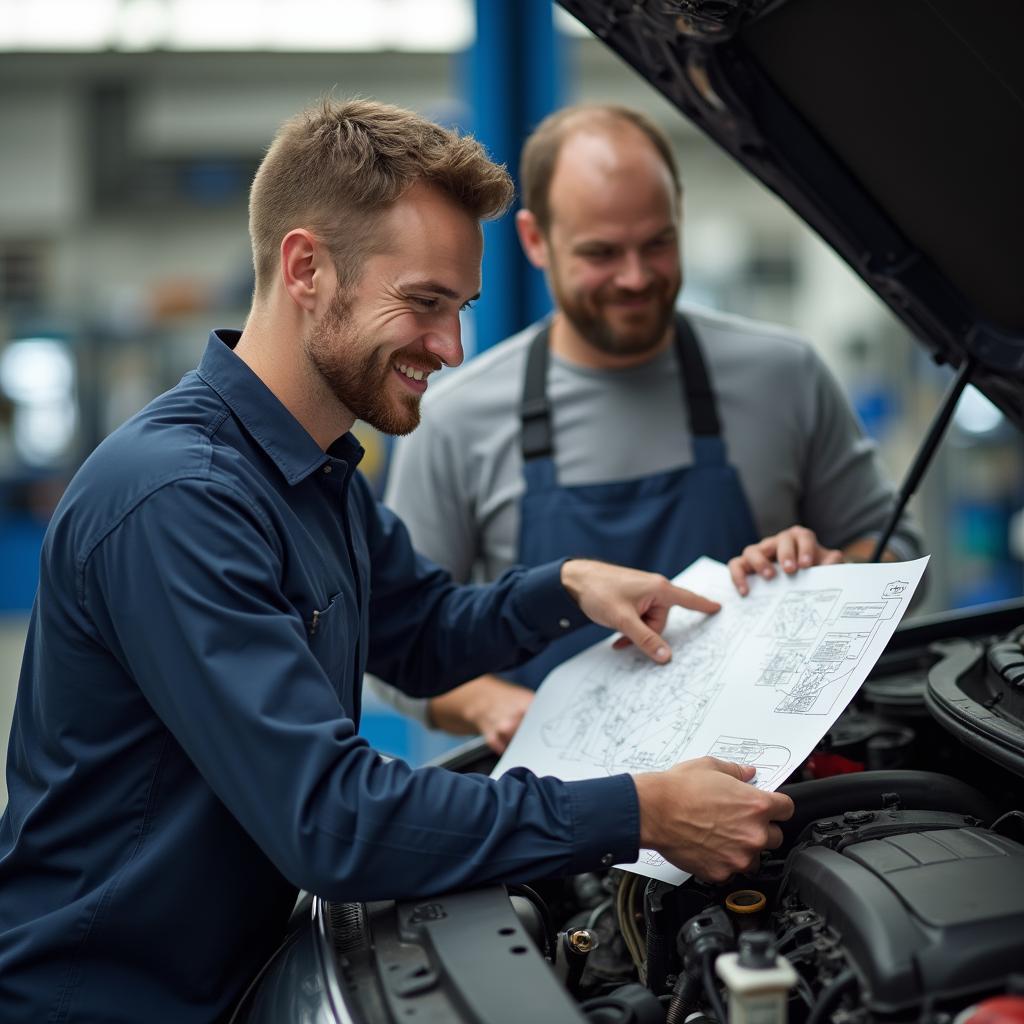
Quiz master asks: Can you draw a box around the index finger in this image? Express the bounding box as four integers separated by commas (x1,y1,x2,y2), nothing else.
667,585,721,615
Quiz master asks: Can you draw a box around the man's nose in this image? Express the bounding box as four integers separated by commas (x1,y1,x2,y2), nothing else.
614,252,652,291
423,313,464,368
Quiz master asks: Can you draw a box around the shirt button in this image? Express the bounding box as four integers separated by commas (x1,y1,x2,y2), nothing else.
322,465,332,475
558,617,571,630
600,853,614,866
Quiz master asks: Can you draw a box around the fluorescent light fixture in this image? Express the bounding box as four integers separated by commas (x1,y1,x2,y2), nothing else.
0,338,74,404
0,338,77,466
0,0,473,51
0,0,118,50
114,0,170,52
14,401,77,465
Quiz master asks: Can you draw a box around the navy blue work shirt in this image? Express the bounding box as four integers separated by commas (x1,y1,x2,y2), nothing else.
0,331,640,1023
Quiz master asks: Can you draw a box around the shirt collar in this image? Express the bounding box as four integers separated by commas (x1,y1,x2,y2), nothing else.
197,329,364,485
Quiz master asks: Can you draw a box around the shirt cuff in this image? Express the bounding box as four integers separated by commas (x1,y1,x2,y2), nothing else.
511,560,590,641
564,774,640,874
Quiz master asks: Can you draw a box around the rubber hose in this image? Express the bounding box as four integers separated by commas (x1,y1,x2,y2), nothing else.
645,907,671,996
665,971,702,1024
701,953,728,1024
778,770,995,848
806,970,858,1024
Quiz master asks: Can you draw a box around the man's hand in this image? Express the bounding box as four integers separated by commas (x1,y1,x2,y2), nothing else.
560,559,719,664
428,675,533,754
633,757,795,882
728,525,843,596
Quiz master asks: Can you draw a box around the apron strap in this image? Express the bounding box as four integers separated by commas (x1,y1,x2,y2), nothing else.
673,313,720,438
519,314,723,461
520,324,554,460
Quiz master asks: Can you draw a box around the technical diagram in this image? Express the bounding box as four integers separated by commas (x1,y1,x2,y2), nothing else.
755,581,907,715
493,556,929,887
758,589,841,641
708,734,791,788
539,595,770,774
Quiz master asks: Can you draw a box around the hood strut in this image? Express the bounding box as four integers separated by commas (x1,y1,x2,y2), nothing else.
871,356,976,563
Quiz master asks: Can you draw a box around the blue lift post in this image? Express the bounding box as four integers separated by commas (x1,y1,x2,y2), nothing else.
467,0,565,353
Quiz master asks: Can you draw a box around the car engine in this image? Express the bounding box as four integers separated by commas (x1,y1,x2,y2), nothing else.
236,618,1024,1024
488,621,1024,1024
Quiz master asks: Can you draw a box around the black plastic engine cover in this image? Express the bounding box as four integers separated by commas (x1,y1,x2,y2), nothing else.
783,813,1024,1012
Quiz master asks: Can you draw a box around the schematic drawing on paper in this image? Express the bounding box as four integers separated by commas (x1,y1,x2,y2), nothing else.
539,594,771,775
535,573,914,776
491,556,929,886
755,581,911,716
707,734,792,788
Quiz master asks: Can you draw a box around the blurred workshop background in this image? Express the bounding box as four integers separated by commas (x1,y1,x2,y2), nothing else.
1,0,1021,803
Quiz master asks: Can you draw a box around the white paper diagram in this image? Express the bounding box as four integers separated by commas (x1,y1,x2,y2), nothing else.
493,555,929,886
756,591,903,716
707,734,791,788
538,594,770,774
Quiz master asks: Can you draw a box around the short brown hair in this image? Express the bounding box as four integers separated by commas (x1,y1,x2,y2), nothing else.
249,97,515,294
520,104,682,234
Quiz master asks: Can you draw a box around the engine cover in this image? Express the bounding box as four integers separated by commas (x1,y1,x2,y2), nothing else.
783,811,1024,1013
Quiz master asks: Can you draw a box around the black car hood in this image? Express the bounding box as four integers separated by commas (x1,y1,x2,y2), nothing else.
559,0,1024,429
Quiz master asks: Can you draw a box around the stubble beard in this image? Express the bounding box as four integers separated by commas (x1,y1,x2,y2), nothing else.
554,273,680,359
304,287,422,437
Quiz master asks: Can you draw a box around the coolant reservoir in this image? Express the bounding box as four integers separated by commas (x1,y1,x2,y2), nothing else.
715,932,797,1024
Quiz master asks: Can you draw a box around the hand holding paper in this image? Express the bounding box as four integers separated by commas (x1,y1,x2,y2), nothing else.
634,756,794,882
497,555,930,884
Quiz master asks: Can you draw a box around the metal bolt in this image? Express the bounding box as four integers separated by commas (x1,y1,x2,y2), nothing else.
567,929,596,954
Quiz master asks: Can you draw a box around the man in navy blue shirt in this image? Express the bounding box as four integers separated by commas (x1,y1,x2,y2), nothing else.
0,99,793,1023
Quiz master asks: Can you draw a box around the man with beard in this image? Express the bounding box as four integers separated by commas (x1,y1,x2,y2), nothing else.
374,103,922,752
0,99,796,1024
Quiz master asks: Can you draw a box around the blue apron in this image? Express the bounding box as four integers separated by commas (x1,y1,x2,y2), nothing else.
507,313,759,689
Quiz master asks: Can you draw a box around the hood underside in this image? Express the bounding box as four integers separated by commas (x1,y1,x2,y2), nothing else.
559,0,1024,429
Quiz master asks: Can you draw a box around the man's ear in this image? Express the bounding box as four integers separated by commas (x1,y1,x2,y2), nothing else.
515,210,550,271
280,229,331,313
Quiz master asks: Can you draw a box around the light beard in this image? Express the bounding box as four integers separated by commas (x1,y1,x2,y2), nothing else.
554,282,679,359
303,290,422,437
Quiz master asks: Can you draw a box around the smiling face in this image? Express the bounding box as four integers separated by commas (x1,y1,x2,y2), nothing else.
303,183,483,436
519,123,683,367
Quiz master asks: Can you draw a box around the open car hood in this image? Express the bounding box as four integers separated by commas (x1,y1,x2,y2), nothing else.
559,0,1024,430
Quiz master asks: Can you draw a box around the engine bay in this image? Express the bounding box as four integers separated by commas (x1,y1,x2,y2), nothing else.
317,618,1024,1024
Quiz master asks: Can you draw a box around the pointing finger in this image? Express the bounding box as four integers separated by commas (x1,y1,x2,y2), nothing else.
668,585,721,615
614,618,672,664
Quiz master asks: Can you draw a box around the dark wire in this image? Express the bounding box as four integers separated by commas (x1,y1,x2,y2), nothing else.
701,952,728,1024
794,973,816,1008
807,970,857,1024
506,884,556,961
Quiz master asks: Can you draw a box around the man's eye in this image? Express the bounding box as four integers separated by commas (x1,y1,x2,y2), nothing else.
581,249,614,261
412,296,439,310
460,300,476,312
